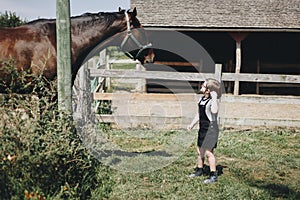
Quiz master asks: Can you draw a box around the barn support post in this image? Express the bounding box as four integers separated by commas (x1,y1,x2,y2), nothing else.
256,60,260,94
56,0,72,113
234,41,241,95
229,32,249,96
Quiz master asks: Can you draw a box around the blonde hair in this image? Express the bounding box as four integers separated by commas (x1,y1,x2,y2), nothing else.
206,78,222,98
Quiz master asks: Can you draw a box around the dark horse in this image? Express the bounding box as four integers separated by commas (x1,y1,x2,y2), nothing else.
0,8,154,90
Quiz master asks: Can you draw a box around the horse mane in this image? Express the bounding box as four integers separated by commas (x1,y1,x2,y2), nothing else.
72,11,123,28
24,11,124,31
24,19,53,26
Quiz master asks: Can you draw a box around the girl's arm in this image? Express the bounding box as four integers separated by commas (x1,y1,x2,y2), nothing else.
187,113,199,130
210,91,219,114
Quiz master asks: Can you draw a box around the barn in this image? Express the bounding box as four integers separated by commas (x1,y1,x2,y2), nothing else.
77,1,300,129
131,0,300,95
99,0,300,128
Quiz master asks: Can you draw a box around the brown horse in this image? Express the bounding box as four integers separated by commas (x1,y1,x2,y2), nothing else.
0,8,154,90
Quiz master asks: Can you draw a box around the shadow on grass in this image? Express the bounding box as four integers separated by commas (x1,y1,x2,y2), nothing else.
230,165,299,198
91,149,173,165
249,181,300,199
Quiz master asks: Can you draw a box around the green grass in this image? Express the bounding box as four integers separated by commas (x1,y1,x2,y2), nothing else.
98,128,299,200
2,59,299,199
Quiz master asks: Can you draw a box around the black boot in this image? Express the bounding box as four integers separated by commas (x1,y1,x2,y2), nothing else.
203,171,218,183
189,167,204,178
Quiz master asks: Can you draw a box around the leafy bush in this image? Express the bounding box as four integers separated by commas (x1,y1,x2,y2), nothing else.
0,61,114,199
0,59,39,94
0,11,26,27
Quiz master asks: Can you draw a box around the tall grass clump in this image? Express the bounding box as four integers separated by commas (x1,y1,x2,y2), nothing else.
0,61,114,199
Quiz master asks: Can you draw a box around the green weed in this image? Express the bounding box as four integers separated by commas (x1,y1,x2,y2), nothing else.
0,62,114,199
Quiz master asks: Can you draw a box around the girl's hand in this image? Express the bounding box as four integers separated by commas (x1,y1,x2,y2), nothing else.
210,91,218,100
187,124,193,131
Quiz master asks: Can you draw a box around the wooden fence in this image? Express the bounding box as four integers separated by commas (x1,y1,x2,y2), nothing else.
73,54,300,129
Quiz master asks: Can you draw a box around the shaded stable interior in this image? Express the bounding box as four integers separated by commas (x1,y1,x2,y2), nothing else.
145,30,300,95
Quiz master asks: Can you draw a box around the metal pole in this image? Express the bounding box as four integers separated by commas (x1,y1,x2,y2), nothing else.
56,0,72,113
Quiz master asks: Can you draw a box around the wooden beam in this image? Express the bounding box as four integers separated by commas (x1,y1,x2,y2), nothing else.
146,80,198,87
90,68,300,84
94,93,300,104
109,59,139,64
105,53,111,90
89,69,215,81
258,83,300,87
256,60,260,94
222,73,300,83
228,32,249,43
222,94,300,104
77,64,92,121
97,115,300,128
92,93,300,128
56,0,72,113
93,93,198,101
234,41,241,95
154,61,201,67
228,33,249,96
221,117,300,128
215,64,222,82
135,63,146,92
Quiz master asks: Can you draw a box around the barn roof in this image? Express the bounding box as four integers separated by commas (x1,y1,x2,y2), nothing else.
131,0,300,31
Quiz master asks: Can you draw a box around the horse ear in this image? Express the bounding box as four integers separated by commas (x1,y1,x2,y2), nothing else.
132,7,137,16
119,7,122,12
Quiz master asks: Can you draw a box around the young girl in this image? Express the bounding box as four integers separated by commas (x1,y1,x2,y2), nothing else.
187,78,222,183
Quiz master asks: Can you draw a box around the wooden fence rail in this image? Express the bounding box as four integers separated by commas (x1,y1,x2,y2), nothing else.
89,65,300,84
222,73,300,83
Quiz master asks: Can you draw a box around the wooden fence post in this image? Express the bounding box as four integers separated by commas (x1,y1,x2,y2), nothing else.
136,63,146,92
56,0,72,113
215,64,222,82
105,54,111,91
214,64,224,128
79,64,92,122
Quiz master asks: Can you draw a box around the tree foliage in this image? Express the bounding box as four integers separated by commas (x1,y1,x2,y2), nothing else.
0,11,26,27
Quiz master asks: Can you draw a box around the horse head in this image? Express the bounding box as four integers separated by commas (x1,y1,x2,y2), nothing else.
118,7,155,64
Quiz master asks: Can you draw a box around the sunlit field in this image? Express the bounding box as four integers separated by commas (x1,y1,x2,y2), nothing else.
103,128,300,200
1,61,299,199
